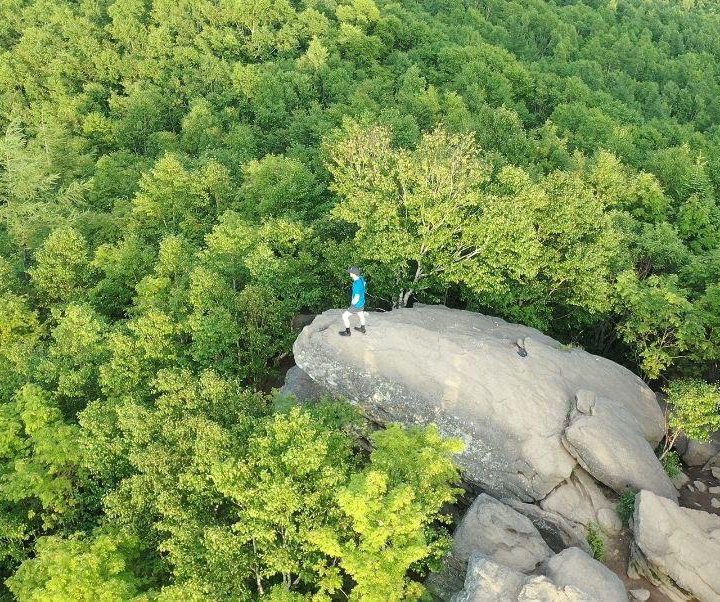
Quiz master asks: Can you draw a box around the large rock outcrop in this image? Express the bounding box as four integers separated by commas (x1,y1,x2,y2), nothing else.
293,306,666,503
630,490,720,602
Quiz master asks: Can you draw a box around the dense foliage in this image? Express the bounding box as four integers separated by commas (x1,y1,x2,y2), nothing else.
1,0,720,598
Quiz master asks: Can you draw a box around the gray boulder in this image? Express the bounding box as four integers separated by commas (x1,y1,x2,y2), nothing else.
518,577,596,601
631,490,720,602
452,554,603,602
278,366,330,402
597,508,623,534
452,494,552,573
563,393,677,501
518,577,603,602
544,547,627,602
451,554,528,602
428,494,553,599
540,467,621,533
293,306,664,503
677,431,720,467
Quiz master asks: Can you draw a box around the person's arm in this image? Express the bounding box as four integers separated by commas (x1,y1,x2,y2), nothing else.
351,293,360,306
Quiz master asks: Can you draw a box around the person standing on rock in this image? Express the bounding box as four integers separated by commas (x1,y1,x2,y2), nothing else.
339,266,367,336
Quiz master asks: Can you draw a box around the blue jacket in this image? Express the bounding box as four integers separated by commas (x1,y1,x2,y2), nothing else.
351,277,366,308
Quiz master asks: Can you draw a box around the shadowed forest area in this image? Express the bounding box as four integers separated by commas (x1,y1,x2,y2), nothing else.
0,0,719,598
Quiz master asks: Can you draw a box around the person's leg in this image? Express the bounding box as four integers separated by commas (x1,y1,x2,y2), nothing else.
354,311,366,333
339,310,351,336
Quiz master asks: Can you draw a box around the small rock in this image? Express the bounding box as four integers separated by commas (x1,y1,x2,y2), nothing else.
597,507,622,534
505,499,592,553
710,486,720,494
711,498,720,509
670,470,689,490
679,432,720,466
451,554,528,601
694,502,702,507
712,466,720,479
687,484,695,493
629,589,650,601
694,480,707,492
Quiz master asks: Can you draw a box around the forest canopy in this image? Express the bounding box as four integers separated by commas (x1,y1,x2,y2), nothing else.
1,0,720,598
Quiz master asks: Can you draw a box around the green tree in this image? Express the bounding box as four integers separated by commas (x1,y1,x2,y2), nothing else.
328,123,623,328
90,235,155,318
0,384,84,530
96,370,266,596
130,155,232,244
211,406,355,597
240,154,323,221
660,379,720,460
311,425,462,601
616,270,705,379
6,531,150,601
98,310,183,403
29,228,90,306
35,304,108,417
0,293,42,403
0,121,58,207
327,123,492,307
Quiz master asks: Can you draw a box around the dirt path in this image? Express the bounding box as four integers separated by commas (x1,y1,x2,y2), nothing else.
604,528,672,602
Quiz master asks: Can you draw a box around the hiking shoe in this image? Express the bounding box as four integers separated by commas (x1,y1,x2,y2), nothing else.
354,326,366,334
339,329,351,337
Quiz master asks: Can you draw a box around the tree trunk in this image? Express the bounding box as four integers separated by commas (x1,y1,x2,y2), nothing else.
396,263,423,308
252,537,264,596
